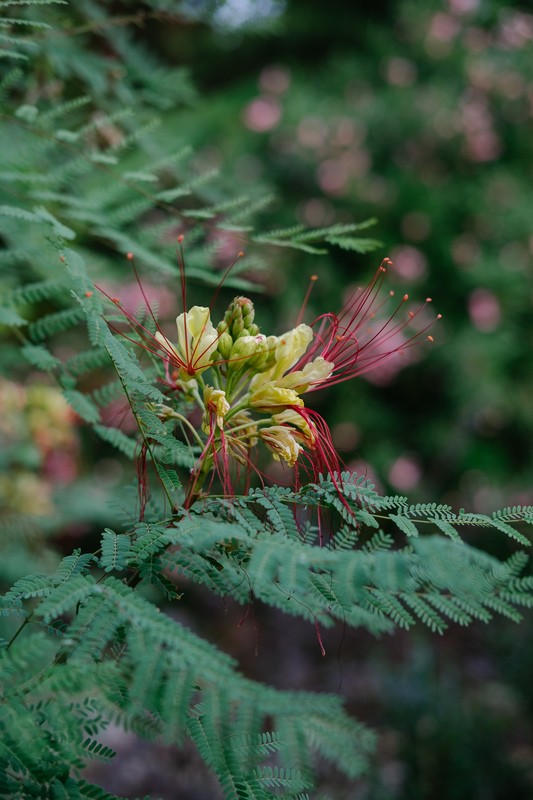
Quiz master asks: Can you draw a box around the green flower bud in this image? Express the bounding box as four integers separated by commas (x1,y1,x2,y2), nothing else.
232,317,245,337
247,337,269,370
228,335,260,371
221,296,259,345
263,335,279,369
216,331,233,359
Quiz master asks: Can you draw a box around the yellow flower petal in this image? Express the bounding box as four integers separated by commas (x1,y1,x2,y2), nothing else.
260,425,301,467
249,384,304,412
272,324,313,377
202,386,230,432
277,356,334,393
176,306,218,374
273,408,315,446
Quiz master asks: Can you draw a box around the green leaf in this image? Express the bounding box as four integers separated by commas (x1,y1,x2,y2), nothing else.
0,306,26,326
100,529,132,573
389,514,419,537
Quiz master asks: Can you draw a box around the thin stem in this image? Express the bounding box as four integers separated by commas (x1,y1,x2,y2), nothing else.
6,614,32,650
229,418,271,435
109,351,175,509
165,409,205,448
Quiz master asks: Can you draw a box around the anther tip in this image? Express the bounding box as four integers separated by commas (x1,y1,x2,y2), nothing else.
427,335,434,342
238,251,245,258
126,252,134,260
177,234,184,243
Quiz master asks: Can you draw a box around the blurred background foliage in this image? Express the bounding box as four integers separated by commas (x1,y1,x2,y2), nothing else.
1,0,533,797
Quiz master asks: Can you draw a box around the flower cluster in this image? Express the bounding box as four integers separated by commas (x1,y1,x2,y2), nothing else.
103,256,439,506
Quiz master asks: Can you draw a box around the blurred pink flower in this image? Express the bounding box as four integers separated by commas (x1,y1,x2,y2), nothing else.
243,96,281,132
388,455,422,492
389,245,428,281
468,288,501,332
259,64,290,94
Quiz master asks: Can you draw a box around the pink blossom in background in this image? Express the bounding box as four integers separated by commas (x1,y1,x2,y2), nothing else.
208,229,246,266
259,64,290,94
389,245,428,281
316,159,349,196
428,13,461,42
297,197,335,227
242,96,281,132
383,57,418,87
297,116,327,149
44,451,78,484
331,421,360,453
388,454,422,492
452,234,481,269
460,93,502,162
498,11,533,50
448,0,480,15
468,288,501,332
360,332,419,385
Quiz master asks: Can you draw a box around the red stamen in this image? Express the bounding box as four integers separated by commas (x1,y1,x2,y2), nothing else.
296,274,319,326
292,261,439,389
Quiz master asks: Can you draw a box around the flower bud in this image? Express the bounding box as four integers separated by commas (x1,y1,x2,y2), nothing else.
247,335,269,370
216,331,233,360
221,296,259,344
231,316,245,337
230,335,259,361
153,403,176,421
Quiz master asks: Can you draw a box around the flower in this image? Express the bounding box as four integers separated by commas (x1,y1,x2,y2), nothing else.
155,306,219,381
202,387,230,432
272,408,315,446
249,384,304,412
274,356,333,393
102,248,438,509
259,426,301,467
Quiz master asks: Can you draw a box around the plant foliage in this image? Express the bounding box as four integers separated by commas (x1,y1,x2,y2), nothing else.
1,2,532,799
